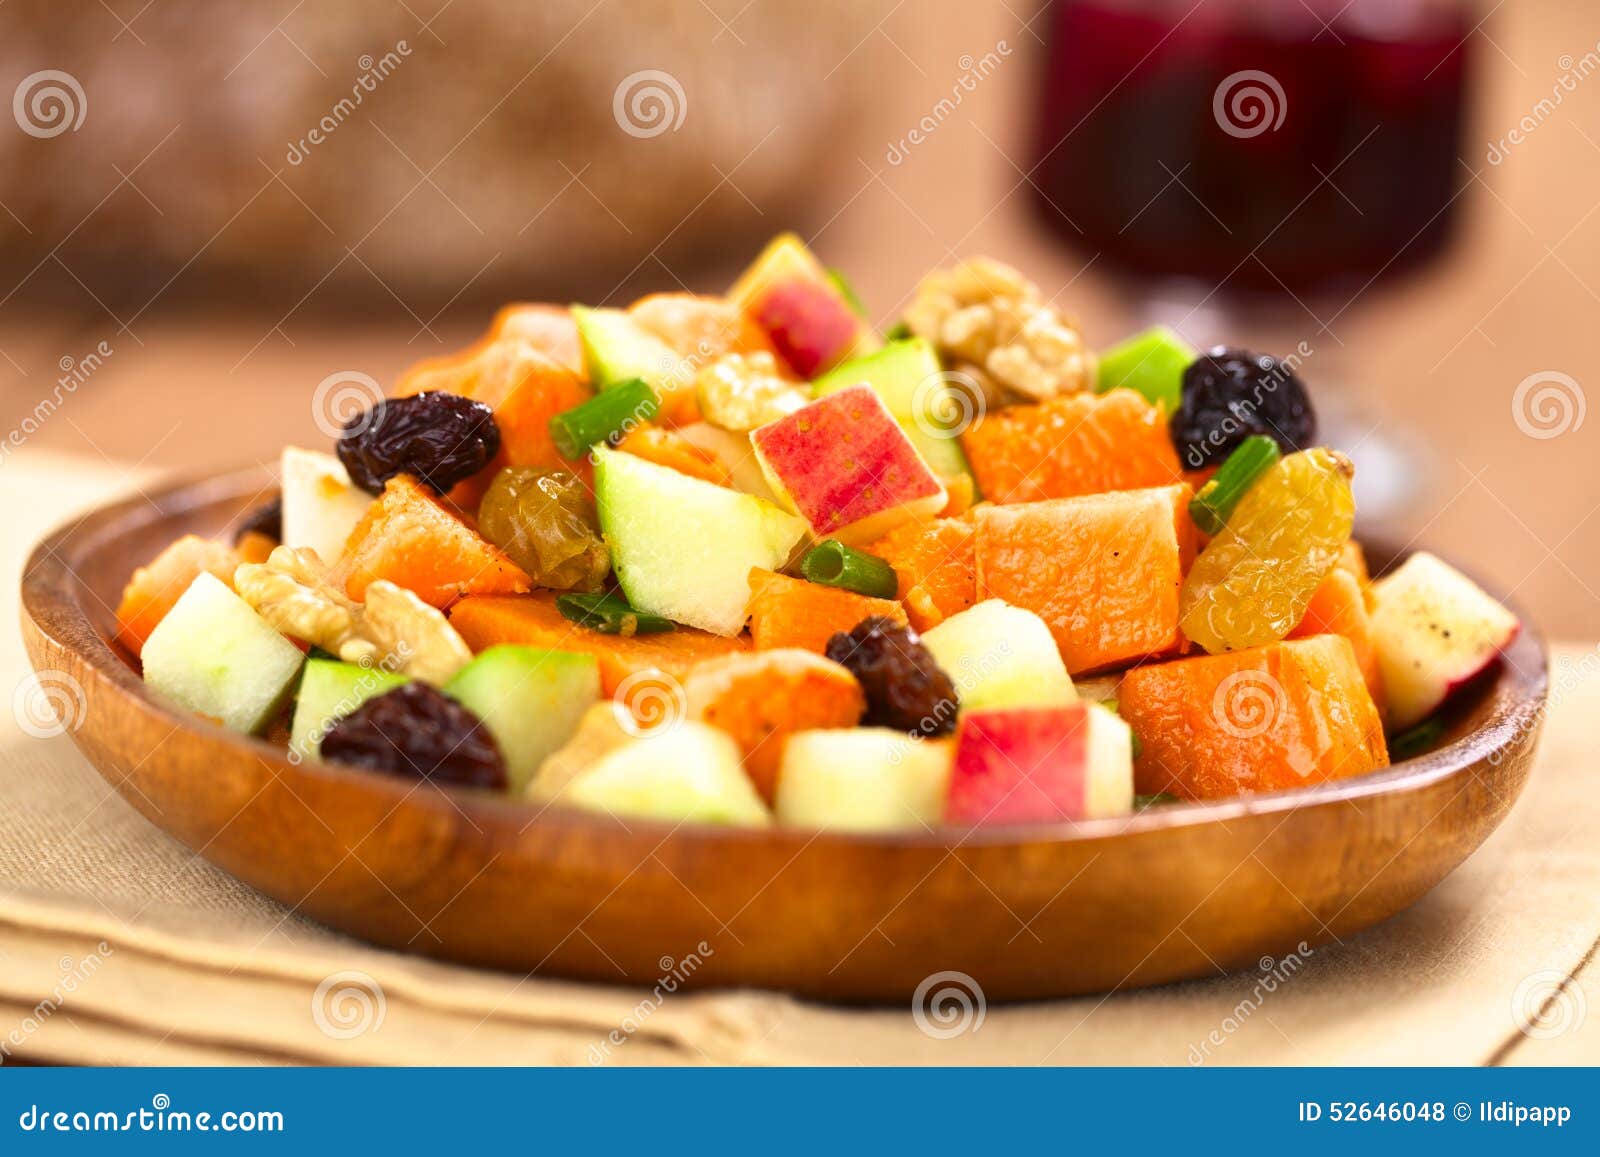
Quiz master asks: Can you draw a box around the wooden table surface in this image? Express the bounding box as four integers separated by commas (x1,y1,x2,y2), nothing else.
1,0,1596,636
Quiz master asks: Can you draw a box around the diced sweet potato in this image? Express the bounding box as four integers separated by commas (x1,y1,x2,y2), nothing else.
333,476,529,608
960,388,1182,504
975,484,1192,674
867,515,977,632
1337,539,1372,598
1120,635,1389,800
487,303,585,373
681,649,865,802
450,593,747,694
114,535,242,657
613,426,731,486
746,568,907,653
1289,566,1385,713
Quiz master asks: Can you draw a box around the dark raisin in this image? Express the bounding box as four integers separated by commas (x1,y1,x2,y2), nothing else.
233,493,282,544
320,682,507,791
1170,347,1316,469
337,391,501,495
824,616,958,736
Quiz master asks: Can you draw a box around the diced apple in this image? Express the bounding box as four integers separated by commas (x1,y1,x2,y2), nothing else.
812,337,976,488
571,305,695,421
921,599,1076,711
280,447,372,564
443,645,602,793
775,728,954,831
945,702,1133,825
1095,326,1195,412
1369,551,1520,730
141,573,306,735
594,445,808,635
289,657,408,761
562,722,773,826
751,385,946,545
728,234,878,376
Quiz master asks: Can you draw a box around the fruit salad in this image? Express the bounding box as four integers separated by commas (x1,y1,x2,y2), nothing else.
115,235,1523,830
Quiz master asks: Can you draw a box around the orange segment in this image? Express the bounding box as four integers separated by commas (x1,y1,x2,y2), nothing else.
1120,635,1389,800
746,568,907,653
975,484,1193,674
866,515,977,633
960,388,1182,504
449,592,747,694
114,535,242,657
333,476,529,608
1289,566,1385,714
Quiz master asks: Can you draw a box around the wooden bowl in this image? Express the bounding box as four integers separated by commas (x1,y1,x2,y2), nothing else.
21,467,1549,1002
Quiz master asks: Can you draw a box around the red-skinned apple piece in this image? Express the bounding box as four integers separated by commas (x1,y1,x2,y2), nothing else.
1368,551,1520,730
728,233,877,376
945,702,1133,825
751,384,947,545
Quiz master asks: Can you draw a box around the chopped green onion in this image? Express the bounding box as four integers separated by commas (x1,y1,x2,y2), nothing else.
548,378,659,459
882,320,912,342
798,539,899,600
1133,792,1180,811
1388,716,1445,762
826,268,869,319
1188,435,1281,535
555,591,676,636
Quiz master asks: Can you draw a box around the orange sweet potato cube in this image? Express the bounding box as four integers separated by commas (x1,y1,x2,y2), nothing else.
959,388,1182,504
1289,566,1385,714
1119,634,1389,800
746,568,907,654
333,476,529,608
866,515,977,633
974,484,1193,674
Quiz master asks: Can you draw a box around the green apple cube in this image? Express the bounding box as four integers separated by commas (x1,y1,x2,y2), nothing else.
811,338,974,485
775,728,954,831
1096,326,1195,412
280,446,372,565
571,305,686,405
593,445,808,635
141,572,305,735
921,599,1077,711
289,658,408,762
444,645,601,793
564,722,772,826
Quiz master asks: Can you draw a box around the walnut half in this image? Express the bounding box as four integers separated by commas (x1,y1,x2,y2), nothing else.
903,257,1095,403
234,546,471,685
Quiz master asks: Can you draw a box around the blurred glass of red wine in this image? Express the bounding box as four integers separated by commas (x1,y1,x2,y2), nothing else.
1032,0,1475,298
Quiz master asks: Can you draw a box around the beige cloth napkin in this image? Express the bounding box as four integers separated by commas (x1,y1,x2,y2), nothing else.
2,448,1596,1067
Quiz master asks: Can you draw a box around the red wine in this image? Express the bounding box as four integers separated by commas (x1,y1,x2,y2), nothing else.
1031,0,1474,297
